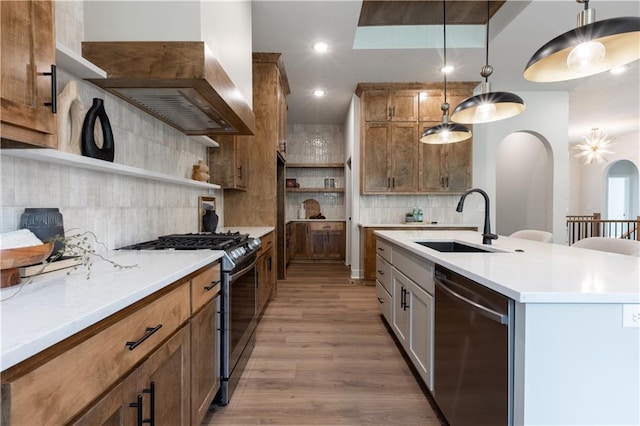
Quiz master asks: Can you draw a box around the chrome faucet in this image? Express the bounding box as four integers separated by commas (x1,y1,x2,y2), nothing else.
456,188,498,245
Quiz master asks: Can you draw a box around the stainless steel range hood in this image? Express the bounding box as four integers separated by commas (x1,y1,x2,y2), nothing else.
82,42,256,136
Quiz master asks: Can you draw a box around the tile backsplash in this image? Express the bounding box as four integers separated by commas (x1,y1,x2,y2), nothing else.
285,124,345,220
0,1,224,253
359,194,463,224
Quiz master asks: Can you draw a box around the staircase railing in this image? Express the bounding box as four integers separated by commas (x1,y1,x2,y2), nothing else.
566,213,640,245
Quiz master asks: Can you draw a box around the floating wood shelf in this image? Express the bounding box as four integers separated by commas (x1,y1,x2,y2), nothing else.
3,149,221,191
286,188,345,193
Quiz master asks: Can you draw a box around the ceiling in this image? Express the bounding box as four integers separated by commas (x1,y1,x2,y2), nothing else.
251,0,639,140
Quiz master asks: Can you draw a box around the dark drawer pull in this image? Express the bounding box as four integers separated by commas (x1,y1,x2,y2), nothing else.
377,269,384,275
377,297,384,304
205,280,220,291
126,324,163,350
377,247,384,251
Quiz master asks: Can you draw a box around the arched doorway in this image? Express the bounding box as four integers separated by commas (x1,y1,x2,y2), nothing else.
605,160,639,220
496,132,554,236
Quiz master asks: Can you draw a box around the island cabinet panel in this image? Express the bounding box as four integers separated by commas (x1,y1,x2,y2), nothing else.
0,0,57,148
363,226,477,280
377,237,434,390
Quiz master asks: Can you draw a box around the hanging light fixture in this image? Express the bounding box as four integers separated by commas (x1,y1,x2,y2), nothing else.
420,1,472,144
450,0,525,124
524,0,640,82
573,128,616,165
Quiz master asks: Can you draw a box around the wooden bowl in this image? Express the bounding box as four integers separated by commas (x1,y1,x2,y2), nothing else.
1,242,55,288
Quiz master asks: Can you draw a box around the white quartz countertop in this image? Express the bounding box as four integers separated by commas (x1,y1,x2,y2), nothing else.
359,223,475,228
218,226,274,239
287,219,346,223
375,230,640,304
0,250,224,371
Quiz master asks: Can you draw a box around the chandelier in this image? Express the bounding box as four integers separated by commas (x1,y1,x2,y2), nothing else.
573,128,616,165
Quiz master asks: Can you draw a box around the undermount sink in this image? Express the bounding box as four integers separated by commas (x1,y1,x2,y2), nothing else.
415,241,494,253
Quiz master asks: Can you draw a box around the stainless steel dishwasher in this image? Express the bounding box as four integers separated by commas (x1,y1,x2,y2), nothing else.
433,265,514,426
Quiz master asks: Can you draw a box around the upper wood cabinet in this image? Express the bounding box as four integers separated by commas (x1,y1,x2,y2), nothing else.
1,0,57,148
419,135,472,192
362,122,419,193
357,82,476,194
362,90,419,122
208,135,249,190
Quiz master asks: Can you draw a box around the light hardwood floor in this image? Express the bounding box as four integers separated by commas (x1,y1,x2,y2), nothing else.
204,263,443,425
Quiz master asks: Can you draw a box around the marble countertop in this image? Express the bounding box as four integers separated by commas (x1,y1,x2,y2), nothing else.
0,250,224,371
375,230,640,304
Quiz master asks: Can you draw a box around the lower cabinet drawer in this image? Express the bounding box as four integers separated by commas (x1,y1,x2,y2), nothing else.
376,281,392,323
2,283,190,426
191,262,221,313
376,254,392,294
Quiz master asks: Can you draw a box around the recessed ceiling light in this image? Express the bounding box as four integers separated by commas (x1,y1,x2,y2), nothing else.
313,42,329,53
440,64,454,74
313,89,326,97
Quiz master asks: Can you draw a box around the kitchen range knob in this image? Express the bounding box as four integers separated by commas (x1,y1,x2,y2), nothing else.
248,238,261,251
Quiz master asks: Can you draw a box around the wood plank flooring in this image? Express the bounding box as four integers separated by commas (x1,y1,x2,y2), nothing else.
204,263,443,425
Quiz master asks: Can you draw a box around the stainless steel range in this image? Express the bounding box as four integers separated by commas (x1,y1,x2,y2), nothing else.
120,231,261,405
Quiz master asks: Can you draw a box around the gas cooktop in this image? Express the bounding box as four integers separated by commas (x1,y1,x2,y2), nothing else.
119,231,250,251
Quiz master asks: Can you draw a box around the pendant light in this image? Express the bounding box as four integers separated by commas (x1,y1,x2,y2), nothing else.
420,1,472,144
450,0,525,124
524,0,640,82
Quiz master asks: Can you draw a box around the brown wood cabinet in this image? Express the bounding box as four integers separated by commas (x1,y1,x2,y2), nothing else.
361,226,478,280
189,266,220,426
73,325,191,426
1,0,57,148
362,122,419,193
289,221,345,261
257,231,275,315
419,137,472,192
357,82,476,195
208,135,249,190
1,263,220,426
362,90,419,122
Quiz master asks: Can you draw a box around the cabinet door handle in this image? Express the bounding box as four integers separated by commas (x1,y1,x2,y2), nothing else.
237,166,243,179
445,177,449,187
143,382,155,426
43,64,57,113
129,394,143,426
392,177,395,188
387,106,392,119
400,287,405,309
377,297,384,304
125,324,163,350
205,280,220,291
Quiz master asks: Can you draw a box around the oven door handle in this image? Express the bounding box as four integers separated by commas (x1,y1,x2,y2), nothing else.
229,258,257,282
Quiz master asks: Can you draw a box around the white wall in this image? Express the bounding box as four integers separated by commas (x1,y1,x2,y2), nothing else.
470,90,570,244
496,132,553,236
83,1,252,107
345,95,359,273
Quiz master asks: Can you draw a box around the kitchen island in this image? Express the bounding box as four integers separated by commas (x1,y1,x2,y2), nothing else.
375,230,640,426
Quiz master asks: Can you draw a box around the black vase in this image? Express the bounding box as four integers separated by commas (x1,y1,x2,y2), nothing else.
19,208,65,260
81,98,114,162
202,210,219,233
